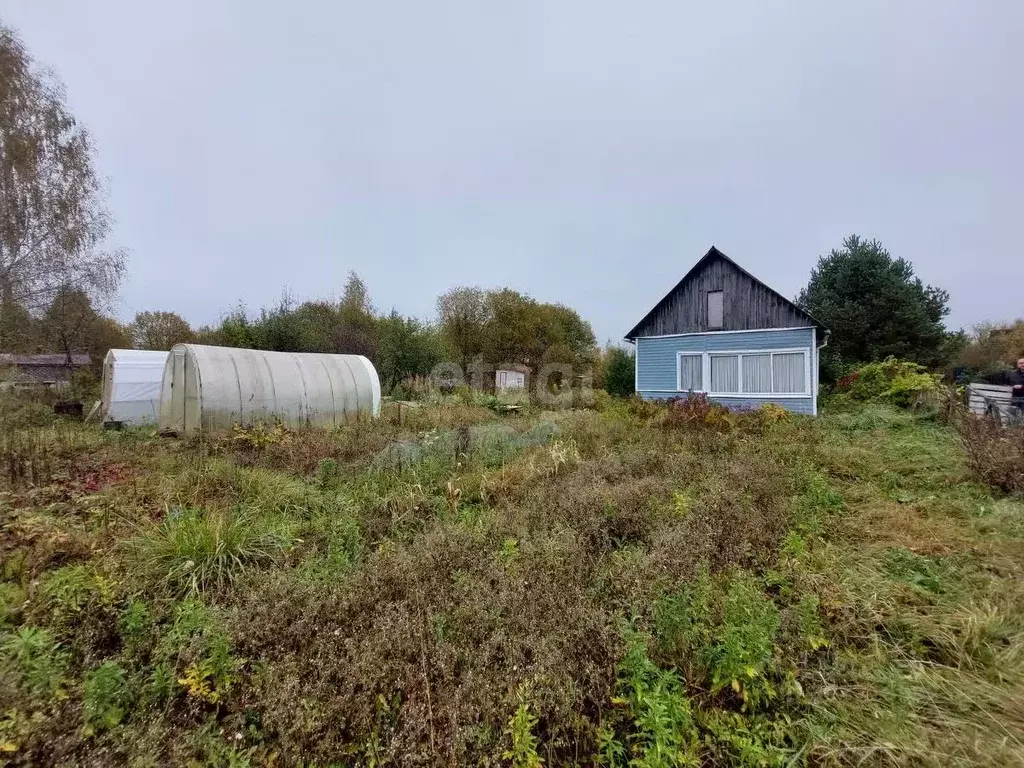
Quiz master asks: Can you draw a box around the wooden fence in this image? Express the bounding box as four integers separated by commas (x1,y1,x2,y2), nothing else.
967,383,1020,426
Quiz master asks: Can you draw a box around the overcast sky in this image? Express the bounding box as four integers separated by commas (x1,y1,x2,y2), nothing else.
3,1,1021,343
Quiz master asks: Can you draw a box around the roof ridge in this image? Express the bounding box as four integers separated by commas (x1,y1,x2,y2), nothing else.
624,246,822,340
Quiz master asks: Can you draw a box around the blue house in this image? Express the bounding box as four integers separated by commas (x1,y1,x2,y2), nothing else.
625,247,828,415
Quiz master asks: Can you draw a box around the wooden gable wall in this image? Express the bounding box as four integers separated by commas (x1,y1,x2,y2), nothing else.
630,254,812,338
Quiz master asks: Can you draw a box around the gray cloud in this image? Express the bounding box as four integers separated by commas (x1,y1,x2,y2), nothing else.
5,0,1021,342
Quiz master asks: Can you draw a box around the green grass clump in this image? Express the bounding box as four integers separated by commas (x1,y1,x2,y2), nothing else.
602,629,699,767
0,626,67,699
82,661,132,735
294,506,365,581
882,547,958,595
0,583,25,627
704,573,782,707
149,599,240,707
38,565,116,620
128,507,294,595
824,401,916,432
648,569,803,766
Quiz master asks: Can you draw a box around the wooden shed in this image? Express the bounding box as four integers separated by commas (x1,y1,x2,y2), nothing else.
496,365,529,392
0,353,91,391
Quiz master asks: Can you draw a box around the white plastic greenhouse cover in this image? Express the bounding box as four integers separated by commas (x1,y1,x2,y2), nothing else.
100,349,169,424
158,344,381,434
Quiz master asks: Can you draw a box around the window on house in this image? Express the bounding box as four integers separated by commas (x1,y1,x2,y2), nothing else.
677,353,703,391
772,352,805,393
676,349,809,395
741,354,772,394
707,291,724,328
710,354,739,393
711,349,807,395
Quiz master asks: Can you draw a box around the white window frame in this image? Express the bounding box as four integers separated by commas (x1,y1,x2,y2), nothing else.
676,352,704,392
709,352,739,393
675,347,811,398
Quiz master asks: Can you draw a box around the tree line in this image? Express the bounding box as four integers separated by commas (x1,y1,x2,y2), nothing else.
174,276,597,392
0,268,600,393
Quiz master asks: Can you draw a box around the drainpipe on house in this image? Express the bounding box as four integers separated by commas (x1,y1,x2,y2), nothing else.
814,330,830,416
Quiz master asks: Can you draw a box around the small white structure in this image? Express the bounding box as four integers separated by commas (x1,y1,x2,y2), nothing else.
99,349,168,425
158,344,381,434
966,383,1013,416
496,368,527,392
966,383,1018,426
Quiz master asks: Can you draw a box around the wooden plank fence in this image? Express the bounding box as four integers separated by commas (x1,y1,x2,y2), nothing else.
967,383,1012,415
967,383,1021,426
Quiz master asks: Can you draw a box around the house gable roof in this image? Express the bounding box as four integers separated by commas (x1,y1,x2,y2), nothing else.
624,246,823,341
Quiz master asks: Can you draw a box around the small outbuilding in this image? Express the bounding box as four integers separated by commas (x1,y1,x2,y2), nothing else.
0,353,90,391
495,366,528,392
625,246,829,415
158,344,381,434
99,349,168,425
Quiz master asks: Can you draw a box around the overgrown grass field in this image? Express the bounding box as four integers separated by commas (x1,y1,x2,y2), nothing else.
1,396,1022,766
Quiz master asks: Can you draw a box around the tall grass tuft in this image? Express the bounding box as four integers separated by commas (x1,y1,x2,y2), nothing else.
127,507,294,595
0,626,68,698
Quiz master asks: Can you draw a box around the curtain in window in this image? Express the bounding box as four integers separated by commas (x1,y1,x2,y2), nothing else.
742,354,772,393
772,352,805,393
710,355,739,393
678,354,702,390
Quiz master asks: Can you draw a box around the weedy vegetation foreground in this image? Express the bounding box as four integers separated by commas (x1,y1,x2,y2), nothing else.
0,394,1022,766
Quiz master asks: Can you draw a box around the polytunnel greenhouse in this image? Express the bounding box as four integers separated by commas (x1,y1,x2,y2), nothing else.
158,344,381,434
99,349,169,425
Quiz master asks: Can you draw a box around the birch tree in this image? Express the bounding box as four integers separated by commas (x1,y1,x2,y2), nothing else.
0,23,126,358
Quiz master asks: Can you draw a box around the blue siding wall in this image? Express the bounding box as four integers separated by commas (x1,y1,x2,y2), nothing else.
636,327,815,415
